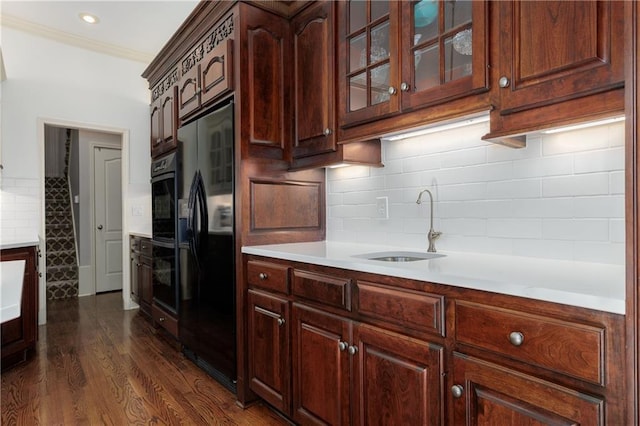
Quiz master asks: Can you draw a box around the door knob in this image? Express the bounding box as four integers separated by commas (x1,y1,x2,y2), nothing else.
97,225,103,230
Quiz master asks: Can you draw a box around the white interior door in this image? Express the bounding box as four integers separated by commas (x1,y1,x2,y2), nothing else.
94,147,122,292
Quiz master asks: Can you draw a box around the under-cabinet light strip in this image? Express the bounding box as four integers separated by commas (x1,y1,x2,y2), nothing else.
383,115,490,141
541,116,625,134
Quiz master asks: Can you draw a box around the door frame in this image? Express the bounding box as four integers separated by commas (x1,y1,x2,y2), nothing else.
91,143,122,295
37,117,134,325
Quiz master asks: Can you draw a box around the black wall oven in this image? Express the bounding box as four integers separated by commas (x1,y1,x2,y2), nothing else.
151,152,179,313
151,152,177,243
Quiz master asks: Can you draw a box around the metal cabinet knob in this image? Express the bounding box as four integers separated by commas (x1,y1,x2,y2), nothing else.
277,317,285,326
338,341,348,351
509,331,524,346
400,82,410,92
324,128,332,136
97,224,103,230
347,345,358,356
159,317,166,322
451,385,464,398
498,76,510,88
388,86,397,95
259,272,268,280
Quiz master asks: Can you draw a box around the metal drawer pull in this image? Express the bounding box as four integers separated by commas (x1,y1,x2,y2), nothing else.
338,341,348,351
259,272,268,280
277,317,285,327
509,331,524,346
348,345,358,356
451,385,464,398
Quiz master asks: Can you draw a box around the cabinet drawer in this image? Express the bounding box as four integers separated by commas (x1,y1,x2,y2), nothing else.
292,270,351,311
139,239,152,257
152,304,178,338
247,260,290,294
455,301,604,385
356,281,444,337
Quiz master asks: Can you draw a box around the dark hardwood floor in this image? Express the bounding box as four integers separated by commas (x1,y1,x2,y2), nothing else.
1,292,288,425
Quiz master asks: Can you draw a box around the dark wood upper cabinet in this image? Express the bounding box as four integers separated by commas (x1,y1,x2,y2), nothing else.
292,0,336,160
239,4,291,161
337,0,488,129
338,0,401,128
150,81,178,159
178,39,234,121
485,0,625,142
399,0,488,111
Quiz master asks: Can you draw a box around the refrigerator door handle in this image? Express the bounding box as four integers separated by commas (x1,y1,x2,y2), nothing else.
195,171,208,263
187,172,200,269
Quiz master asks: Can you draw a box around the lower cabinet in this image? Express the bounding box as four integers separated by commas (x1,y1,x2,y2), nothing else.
291,303,351,425
1,245,38,371
451,354,603,425
244,255,625,425
248,289,291,414
130,235,152,316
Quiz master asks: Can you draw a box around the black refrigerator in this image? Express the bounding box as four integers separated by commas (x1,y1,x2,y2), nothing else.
177,102,236,391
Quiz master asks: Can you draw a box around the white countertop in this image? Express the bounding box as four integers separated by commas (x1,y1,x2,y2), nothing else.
129,231,152,239
0,260,25,322
242,241,626,315
0,235,39,250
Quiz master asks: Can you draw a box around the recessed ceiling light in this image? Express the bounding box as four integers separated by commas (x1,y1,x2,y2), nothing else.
79,13,99,24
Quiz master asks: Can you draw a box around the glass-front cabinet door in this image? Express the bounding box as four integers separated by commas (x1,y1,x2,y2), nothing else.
338,0,487,128
338,0,401,128
400,0,488,110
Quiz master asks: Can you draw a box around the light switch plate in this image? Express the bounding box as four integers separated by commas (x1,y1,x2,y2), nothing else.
376,196,389,219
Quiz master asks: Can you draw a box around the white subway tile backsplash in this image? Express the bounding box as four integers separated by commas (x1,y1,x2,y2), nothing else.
487,179,541,199
543,219,609,241
487,219,542,239
327,120,625,264
610,219,625,243
574,147,625,174
542,173,610,197
573,196,625,218
610,171,625,195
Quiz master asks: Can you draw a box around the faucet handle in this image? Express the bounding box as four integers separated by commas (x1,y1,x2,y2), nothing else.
430,230,442,240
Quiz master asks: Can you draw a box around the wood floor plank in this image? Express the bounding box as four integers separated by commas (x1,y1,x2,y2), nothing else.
2,292,289,426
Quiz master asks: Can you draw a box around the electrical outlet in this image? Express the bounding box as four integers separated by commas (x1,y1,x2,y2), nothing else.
376,196,389,219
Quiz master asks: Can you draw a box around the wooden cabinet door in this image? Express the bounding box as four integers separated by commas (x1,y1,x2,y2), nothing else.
292,303,351,425
178,65,200,120
451,353,605,426
399,0,488,111
239,3,290,160
337,0,401,128
150,97,162,157
139,256,153,315
200,39,233,108
151,87,177,159
292,0,336,160
1,246,38,368
247,290,291,415
496,0,623,116
351,324,443,426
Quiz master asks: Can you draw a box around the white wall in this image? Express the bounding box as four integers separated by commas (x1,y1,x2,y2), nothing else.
0,27,153,310
327,120,625,265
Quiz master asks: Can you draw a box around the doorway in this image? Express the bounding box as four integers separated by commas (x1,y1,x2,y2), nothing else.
42,124,123,302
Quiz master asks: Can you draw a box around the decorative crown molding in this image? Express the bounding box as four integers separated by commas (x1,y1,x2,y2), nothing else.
0,13,155,64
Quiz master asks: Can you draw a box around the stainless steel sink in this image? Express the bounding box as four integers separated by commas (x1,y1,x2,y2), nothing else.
354,251,445,262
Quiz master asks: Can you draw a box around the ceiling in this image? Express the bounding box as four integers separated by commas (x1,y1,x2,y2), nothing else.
1,1,200,64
